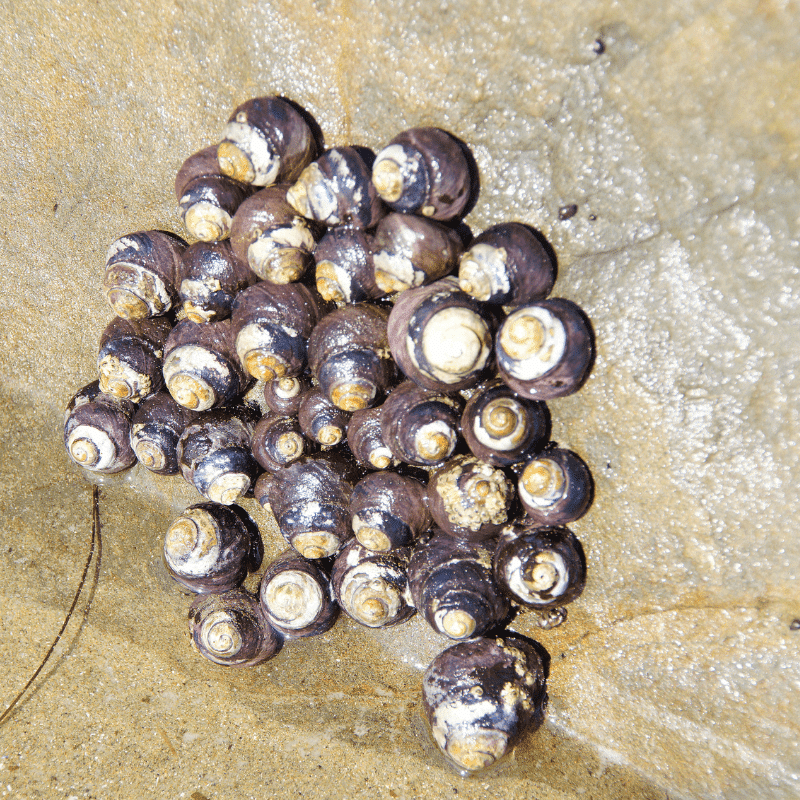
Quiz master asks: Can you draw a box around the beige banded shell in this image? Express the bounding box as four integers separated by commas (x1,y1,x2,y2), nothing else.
498,306,567,381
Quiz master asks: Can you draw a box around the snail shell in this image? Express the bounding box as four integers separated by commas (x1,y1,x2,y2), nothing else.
496,298,594,400
178,240,257,323
493,524,586,609
387,277,493,392
253,471,274,512
286,146,385,228
217,96,316,187
189,588,283,667
461,379,549,466
175,145,252,242
259,549,339,638
380,381,462,467
517,447,593,525
330,539,415,628
130,391,197,474
163,502,262,594
251,413,307,472
97,316,171,403
372,128,471,221
408,532,509,641
298,387,350,447
427,455,514,543
350,471,431,552
64,381,136,474
103,230,186,319
313,226,383,304
458,223,555,306
422,634,547,772
307,303,396,412
262,374,310,417
346,405,395,470
229,185,319,284
231,281,323,381
162,319,248,411
177,406,260,505
372,213,462,294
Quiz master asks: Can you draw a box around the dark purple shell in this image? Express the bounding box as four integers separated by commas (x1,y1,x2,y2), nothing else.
314,226,383,304
298,387,350,447
262,375,311,417
251,413,307,472
346,405,395,470
130,391,197,475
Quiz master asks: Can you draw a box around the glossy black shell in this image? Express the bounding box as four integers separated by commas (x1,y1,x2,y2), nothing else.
251,413,307,472
313,226,383,304
298,387,350,447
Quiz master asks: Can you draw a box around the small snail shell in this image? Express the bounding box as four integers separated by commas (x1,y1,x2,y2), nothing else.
163,503,262,594
178,406,260,505
517,447,593,525
350,471,431,552
458,223,555,306
286,146,385,228
175,145,252,242
461,379,549,467
313,226,383,304
387,277,493,392
298,387,350,447
217,96,316,187
380,381,462,467
103,230,186,319
97,315,171,403
253,471,274,511
231,282,323,381
372,213,462,294
229,185,319,284
346,405,395,470
307,303,396,412
251,413,307,472
408,532,509,641
162,319,248,411
330,539,415,628
130,391,197,474
496,298,594,400
262,374,310,417
428,455,514,543
259,549,339,638
178,240,257,323
422,634,547,773
268,454,359,559
64,381,136,474
493,524,586,609
372,128,471,221
189,588,283,667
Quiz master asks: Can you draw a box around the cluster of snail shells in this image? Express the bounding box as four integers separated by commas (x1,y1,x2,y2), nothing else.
63,94,598,774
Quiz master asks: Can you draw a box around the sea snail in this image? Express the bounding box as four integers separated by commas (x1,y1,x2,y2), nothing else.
313,226,383,305
262,374,310,418
346,406,395,470
250,412,307,473
130,391,197,475
422,634,547,773
298,387,350,448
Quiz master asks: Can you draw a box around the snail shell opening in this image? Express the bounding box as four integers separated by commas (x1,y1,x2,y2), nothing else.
200,610,243,657
499,307,567,380
263,570,324,629
415,307,491,384
292,532,341,559
66,425,115,470
184,202,232,242
459,243,509,303
519,458,566,509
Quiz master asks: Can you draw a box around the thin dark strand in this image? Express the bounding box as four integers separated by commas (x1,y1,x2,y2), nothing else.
0,485,100,726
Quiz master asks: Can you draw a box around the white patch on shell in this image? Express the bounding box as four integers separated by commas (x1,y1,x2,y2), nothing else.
339,560,405,627
414,420,458,461
163,345,233,411
518,458,566,509
183,201,232,242
221,121,280,186
373,249,424,293
293,163,340,225
372,144,416,202
499,306,567,381
98,354,151,403
263,570,324,629
317,259,354,303
206,472,251,505
503,551,569,605
459,243,510,302
247,223,315,276
473,398,527,451
163,509,220,577
274,377,301,399
66,424,116,470
235,322,280,368
104,261,171,316
200,610,243,657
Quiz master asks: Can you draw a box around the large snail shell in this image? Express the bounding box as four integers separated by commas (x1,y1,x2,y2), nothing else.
286,146,385,229
493,524,586,609
97,316,171,403
64,381,136,474
428,455,514,543
262,374,310,417
251,413,307,472
178,406,260,505
387,277,494,392
298,387,350,447
164,503,262,594
422,634,547,772
496,298,594,400
330,539,415,628
350,471,431,552
372,128,471,221
162,319,248,411
307,303,396,412
103,230,186,319
372,213,462,294
130,391,197,474
189,588,283,667
461,379,549,466
313,226,383,304
408,532,509,641
346,405,395,470
458,223,555,306
259,549,339,638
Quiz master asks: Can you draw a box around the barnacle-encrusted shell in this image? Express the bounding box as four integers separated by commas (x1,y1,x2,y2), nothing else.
496,298,594,400
298,387,350,447
493,524,586,609
164,503,262,594
346,405,395,470
130,391,196,474
422,635,547,772
251,413,307,472
313,226,383,304
330,539,415,628
262,375,310,417
372,128,471,221
259,549,339,638
103,230,186,319
189,589,282,667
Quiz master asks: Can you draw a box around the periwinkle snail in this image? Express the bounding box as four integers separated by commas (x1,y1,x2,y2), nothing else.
313,226,383,305
250,413,307,472
298,387,350,447
130,391,197,475
346,406,395,470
